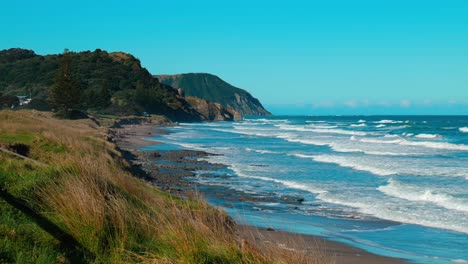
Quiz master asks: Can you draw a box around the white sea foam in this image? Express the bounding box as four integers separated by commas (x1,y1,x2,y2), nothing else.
374,120,404,124
306,120,327,123
332,148,414,156
294,153,468,178
245,148,279,154
307,124,339,129
378,179,468,212
284,138,330,146
309,128,367,136
276,124,367,136
260,202,281,207
283,135,422,156
459,127,468,133
375,124,386,128
350,123,367,127
308,154,396,176
451,259,468,263
214,128,273,137
399,140,468,151
358,119,366,123
415,133,440,139
292,153,392,174
316,191,468,234
229,165,327,194
245,118,289,123
176,143,207,151
359,137,468,151
277,124,338,131
360,138,402,144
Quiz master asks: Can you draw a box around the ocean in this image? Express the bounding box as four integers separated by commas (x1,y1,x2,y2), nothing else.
145,116,468,264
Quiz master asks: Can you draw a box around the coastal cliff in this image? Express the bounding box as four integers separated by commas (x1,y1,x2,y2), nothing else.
156,73,271,116
0,48,250,122
185,96,242,121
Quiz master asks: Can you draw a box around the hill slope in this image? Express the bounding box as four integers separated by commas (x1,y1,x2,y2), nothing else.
156,73,271,116
0,48,239,122
0,110,269,263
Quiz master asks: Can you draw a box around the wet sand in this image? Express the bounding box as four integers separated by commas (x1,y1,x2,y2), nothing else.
111,123,407,264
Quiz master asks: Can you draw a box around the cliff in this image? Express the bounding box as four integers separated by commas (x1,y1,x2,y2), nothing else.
156,73,271,116
0,48,238,122
184,96,242,121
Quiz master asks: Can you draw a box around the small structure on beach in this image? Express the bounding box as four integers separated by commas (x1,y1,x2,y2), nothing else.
17,96,31,106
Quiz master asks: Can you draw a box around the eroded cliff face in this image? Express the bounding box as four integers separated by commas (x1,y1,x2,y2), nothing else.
156,73,271,116
184,96,242,121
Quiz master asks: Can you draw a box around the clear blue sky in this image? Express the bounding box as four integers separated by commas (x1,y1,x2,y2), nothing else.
2,0,467,114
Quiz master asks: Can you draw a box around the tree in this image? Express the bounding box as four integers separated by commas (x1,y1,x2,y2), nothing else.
49,49,81,118
0,94,19,109
96,82,111,107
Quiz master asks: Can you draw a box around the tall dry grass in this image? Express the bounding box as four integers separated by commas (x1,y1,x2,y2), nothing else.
0,110,332,263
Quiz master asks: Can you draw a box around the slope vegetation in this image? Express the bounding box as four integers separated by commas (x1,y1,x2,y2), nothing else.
0,49,237,121
0,110,265,263
157,73,271,116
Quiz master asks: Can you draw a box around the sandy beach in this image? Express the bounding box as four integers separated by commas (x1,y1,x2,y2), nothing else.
111,122,407,264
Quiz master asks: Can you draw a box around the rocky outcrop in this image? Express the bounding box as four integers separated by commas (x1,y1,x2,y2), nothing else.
184,96,242,121
156,73,271,116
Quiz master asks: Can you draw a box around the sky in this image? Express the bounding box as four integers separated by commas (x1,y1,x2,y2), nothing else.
1,0,467,115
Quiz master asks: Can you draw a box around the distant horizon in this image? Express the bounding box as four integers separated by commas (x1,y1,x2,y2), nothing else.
264,102,468,116
249,113,468,117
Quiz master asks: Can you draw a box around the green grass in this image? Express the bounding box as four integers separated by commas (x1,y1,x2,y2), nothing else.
0,155,64,264
0,110,320,264
0,111,248,263
0,199,64,264
0,133,36,145
0,156,57,197
36,140,68,154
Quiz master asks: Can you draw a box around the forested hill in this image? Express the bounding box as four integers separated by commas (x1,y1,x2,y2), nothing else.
157,73,271,116
0,48,239,121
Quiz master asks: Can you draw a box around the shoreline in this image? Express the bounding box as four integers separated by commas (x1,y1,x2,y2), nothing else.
111,122,407,264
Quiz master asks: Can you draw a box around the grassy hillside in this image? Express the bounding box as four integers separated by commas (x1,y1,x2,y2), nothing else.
0,110,254,263
0,49,204,121
0,110,323,263
157,73,271,116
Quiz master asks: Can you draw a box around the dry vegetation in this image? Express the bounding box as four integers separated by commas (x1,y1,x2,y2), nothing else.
0,110,329,263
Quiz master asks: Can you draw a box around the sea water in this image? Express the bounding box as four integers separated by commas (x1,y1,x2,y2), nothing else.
146,116,468,263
